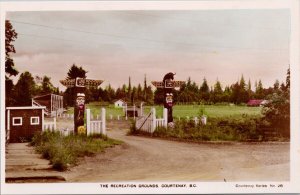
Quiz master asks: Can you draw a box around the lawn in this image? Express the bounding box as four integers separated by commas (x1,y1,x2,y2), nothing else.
66,102,262,119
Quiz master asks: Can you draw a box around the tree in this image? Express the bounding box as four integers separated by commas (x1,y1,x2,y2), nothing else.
5,20,19,106
13,72,36,106
273,79,280,91
286,67,290,91
247,79,253,100
263,68,290,137
238,75,249,103
255,80,264,99
5,20,18,77
210,80,223,103
143,75,148,100
66,64,87,79
127,76,132,101
199,78,210,102
41,76,55,95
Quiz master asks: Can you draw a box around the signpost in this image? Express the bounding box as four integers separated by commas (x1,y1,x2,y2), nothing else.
60,77,103,134
151,73,185,124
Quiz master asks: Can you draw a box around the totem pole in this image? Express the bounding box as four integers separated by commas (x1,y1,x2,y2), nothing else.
60,77,103,134
151,73,185,124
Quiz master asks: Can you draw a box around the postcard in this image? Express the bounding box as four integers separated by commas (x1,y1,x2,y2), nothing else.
1,0,300,194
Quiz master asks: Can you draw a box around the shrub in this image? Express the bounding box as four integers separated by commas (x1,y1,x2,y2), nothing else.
31,131,122,171
152,116,266,142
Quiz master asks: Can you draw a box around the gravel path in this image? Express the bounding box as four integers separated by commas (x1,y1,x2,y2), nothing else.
63,121,290,182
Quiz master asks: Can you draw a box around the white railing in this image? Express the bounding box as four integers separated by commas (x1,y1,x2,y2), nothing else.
156,118,165,128
43,118,73,136
43,118,56,131
57,114,74,119
176,116,207,125
135,108,168,134
86,108,106,136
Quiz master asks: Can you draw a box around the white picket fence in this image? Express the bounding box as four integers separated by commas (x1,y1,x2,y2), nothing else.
176,116,207,125
43,118,56,131
135,108,168,133
57,114,74,119
43,118,73,136
86,108,106,136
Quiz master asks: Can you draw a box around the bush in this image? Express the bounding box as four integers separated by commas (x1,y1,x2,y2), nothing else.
31,131,122,171
152,116,265,142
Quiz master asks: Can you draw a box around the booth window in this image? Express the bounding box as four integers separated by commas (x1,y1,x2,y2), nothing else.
30,117,40,125
12,117,22,126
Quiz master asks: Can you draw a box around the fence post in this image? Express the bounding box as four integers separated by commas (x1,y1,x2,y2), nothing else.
133,105,136,120
86,109,91,136
151,107,156,133
140,102,144,116
54,117,57,130
194,117,198,126
125,104,128,120
101,108,106,135
163,108,168,128
201,116,207,125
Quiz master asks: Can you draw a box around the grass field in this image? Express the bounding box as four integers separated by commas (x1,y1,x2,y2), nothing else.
66,102,262,119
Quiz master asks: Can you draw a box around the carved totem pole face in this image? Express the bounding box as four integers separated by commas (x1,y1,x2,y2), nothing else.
76,93,85,110
75,93,85,133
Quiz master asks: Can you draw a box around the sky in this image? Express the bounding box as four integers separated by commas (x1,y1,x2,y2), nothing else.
7,10,290,90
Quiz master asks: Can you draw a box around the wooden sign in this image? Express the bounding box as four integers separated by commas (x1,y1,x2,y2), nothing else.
60,78,103,88
151,80,185,88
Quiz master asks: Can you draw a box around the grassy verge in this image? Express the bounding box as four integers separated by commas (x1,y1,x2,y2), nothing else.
130,116,288,142
31,131,122,171
152,117,263,142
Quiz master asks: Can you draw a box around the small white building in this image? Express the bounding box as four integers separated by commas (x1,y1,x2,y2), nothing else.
114,99,126,108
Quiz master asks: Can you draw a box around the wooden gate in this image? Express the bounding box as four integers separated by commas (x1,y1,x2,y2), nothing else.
86,108,106,135
135,108,168,133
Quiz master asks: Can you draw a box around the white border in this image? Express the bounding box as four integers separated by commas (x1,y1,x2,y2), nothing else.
6,106,46,110
30,116,40,125
12,117,22,126
1,0,299,194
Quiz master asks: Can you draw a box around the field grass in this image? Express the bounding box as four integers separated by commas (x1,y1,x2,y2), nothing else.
143,105,262,119
66,102,262,119
31,131,122,171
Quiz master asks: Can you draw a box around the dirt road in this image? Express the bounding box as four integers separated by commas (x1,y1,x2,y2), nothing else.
63,121,289,182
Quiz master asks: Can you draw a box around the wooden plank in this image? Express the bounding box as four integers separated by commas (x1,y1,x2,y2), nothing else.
60,78,103,88
151,81,185,88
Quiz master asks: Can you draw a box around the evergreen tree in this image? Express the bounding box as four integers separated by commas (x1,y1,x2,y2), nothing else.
199,78,210,102
66,64,87,79
247,79,252,100
13,71,36,106
128,76,132,101
211,80,223,103
286,67,290,91
273,79,280,92
255,80,264,99
5,20,19,106
41,76,55,95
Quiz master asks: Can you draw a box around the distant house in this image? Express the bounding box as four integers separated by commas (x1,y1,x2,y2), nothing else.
114,99,126,108
247,99,269,107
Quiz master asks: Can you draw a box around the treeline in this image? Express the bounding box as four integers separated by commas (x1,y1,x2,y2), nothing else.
6,68,288,107
6,72,59,106
155,75,288,105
